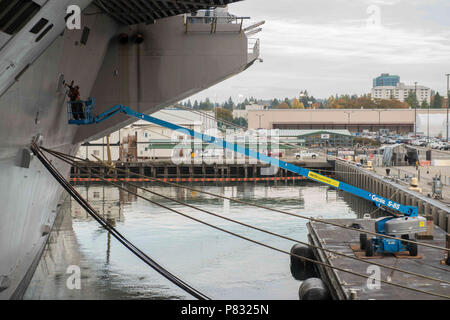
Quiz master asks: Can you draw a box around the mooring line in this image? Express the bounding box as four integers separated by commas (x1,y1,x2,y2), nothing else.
31,143,210,300
42,146,450,253
59,152,450,285
40,147,450,299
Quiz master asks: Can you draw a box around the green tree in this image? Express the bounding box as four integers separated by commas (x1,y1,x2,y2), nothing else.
420,100,429,109
431,92,442,109
222,97,235,110
198,97,213,110
231,117,248,128
405,91,418,109
270,98,280,109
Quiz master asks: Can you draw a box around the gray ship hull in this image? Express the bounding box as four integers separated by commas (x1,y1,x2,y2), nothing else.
0,1,258,299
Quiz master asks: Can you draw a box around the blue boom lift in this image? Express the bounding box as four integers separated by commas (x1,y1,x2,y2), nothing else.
68,99,426,256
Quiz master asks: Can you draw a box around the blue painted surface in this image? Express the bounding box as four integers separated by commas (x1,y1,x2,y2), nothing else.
373,217,408,253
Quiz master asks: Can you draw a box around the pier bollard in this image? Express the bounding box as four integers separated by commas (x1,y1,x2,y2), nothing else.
408,178,422,193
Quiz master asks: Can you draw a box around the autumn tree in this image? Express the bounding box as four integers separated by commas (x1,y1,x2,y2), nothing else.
276,102,290,109
215,107,233,126
291,98,305,109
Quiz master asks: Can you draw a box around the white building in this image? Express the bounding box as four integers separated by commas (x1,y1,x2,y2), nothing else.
371,82,431,104
76,108,217,161
130,109,212,160
416,113,450,138
77,130,121,162
232,103,265,120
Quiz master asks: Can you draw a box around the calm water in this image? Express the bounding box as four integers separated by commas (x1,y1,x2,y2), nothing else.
38,181,374,300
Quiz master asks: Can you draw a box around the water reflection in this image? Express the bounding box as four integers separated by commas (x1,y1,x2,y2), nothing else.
48,181,374,299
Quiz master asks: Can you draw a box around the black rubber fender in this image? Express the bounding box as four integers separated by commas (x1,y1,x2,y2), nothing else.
299,278,331,300
290,243,316,280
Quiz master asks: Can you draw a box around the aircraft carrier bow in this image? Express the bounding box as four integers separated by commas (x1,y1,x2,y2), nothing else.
0,0,261,299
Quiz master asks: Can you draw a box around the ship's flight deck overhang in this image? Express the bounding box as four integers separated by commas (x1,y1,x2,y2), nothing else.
93,0,243,25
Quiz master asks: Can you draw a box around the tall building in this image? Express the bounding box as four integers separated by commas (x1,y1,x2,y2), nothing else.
371,82,431,104
373,73,400,87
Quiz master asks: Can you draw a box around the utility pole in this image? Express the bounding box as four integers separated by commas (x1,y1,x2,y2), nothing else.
344,111,351,131
446,74,450,143
414,81,417,137
427,101,430,142
377,110,382,132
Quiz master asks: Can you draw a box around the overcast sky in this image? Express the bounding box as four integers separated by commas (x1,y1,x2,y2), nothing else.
187,0,450,104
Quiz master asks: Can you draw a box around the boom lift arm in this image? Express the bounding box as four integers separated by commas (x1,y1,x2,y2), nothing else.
68,100,418,216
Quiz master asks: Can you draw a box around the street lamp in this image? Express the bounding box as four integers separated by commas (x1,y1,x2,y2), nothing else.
427,101,430,142
414,81,417,138
446,73,450,143
344,111,351,131
256,113,264,129
376,109,383,132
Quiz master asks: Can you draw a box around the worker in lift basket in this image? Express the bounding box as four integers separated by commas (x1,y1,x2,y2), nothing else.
68,85,84,120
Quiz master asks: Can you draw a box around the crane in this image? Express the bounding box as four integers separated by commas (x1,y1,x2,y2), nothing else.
68,99,426,256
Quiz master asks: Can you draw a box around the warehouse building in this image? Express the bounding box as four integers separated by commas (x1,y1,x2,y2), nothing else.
270,129,353,148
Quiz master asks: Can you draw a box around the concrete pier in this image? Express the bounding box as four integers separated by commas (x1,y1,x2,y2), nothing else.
335,159,450,232
307,218,450,300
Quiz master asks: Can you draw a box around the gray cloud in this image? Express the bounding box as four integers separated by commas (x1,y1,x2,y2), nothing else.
186,0,450,103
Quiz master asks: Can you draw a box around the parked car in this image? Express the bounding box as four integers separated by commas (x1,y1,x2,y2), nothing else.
397,138,412,145
415,139,429,147
430,141,446,150
268,151,283,157
295,150,318,160
386,138,396,144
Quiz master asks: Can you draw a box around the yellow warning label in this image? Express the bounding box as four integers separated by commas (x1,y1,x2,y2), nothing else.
308,171,340,188
419,221,425,228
